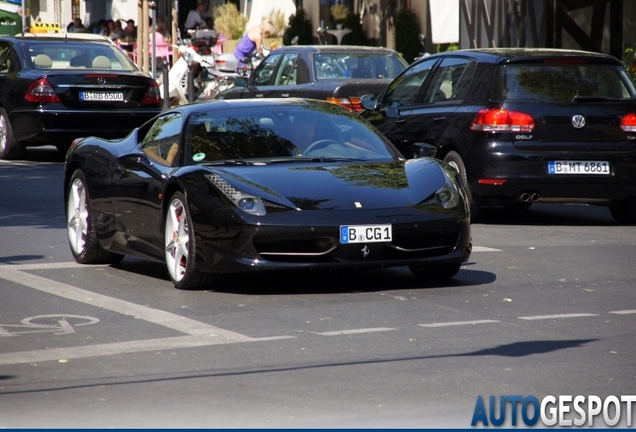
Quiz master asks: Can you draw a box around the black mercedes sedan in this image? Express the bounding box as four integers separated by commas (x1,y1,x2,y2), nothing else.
360,48,636,224
0,33,162,160
64,98,471,290
215,45,408,112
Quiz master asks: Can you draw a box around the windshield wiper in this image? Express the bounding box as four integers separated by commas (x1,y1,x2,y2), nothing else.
204,159,263,166
270,157,365,163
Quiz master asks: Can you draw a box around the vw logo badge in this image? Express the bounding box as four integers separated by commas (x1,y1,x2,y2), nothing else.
572,114,586,129
97,77,106,84
361,245,370,258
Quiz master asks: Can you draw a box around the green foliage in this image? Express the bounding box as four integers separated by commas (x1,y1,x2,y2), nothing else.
340,13,366,46
283,8,313,45
266,8,287,38
624,43,636,81
213,3,247,40
437,43,459,53
395,9,421,63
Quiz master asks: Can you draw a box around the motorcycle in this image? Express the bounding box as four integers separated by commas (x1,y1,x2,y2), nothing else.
203,47,271,99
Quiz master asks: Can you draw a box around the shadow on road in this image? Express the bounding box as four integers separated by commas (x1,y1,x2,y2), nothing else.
474,203,617,226
112,257,497,295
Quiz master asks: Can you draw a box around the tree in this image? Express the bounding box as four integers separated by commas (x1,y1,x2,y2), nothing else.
283,8,313,45
395,9,421,63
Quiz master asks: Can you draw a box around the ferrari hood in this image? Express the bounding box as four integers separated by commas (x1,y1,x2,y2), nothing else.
209,159,446,211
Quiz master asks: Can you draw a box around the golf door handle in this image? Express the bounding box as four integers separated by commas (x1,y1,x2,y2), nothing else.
434,117,446,124
396,119,406,127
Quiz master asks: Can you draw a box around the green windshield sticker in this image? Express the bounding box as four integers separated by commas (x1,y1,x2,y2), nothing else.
193,153,206,162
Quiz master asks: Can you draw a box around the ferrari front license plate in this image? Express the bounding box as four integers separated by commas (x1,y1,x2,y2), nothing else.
548,160,610,175
80,91,124,102
340,224,392,244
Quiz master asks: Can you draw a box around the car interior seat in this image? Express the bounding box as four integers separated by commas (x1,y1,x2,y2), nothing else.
33,54,52,69
92,55,111,69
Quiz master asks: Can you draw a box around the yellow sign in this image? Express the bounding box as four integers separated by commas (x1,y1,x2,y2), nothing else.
30,22,61,33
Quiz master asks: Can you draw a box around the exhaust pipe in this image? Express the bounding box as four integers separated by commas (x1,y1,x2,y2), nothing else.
516,192,541,202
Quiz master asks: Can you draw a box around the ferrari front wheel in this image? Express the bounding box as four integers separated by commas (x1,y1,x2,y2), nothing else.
164,192,216,290
67,169,124,264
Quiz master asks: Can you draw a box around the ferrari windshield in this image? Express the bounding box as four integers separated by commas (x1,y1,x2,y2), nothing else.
184,102,400,165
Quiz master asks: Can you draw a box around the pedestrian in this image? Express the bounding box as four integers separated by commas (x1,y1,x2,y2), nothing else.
184,1,206,31
233,21,274,72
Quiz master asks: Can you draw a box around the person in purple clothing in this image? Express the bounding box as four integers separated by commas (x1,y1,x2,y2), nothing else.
233,22,274,72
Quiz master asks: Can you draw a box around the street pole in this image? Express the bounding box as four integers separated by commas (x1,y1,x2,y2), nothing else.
151,1,157,80
21,0,26,32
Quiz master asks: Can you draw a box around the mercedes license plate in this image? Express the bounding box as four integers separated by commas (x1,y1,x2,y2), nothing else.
80,91,124,102
340,224,392,244
548,161,610,175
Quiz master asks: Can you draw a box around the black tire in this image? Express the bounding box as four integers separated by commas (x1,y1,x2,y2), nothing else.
0,108,25,160
609,198,636,225
442,150,480,220
409,263,462,280
164,192,217,290
66,169,125,264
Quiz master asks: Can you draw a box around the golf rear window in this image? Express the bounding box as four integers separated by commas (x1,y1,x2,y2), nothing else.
492,63,636,102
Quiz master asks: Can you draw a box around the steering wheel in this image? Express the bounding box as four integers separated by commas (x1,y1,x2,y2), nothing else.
303,139,342,156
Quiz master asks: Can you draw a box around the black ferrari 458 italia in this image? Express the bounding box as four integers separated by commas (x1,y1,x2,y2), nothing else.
64,98,471,290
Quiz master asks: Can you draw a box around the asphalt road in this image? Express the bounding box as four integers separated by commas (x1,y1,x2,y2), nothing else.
1,146,635,428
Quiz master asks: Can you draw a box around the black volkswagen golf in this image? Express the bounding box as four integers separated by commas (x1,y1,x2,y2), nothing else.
360,48,636,224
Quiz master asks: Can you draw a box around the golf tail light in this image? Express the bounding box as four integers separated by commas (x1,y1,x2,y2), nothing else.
141,80,162,106
470,108,535,133
621,113,636,132
326,97,362,112
205,173,266,216
25,78,61,103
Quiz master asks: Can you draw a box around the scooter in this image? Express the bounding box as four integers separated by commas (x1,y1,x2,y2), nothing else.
158,43,212,106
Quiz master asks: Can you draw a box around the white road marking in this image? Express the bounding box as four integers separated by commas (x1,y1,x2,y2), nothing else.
0,334,296,365
472,246,502,252
518,313,598,320
0,265,295,364
0,268,250,340
609,310,636,315
314,328,397,336
418,320,500,328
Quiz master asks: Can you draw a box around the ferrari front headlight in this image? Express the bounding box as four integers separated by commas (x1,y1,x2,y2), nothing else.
436,170,461,209
205,174,266,216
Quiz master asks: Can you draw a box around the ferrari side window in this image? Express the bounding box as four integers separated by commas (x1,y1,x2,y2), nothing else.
142,112,183,166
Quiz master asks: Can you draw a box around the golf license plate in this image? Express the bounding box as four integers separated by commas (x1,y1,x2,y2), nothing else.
340,224,392,244
80,91,124,102
548,160,610,175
